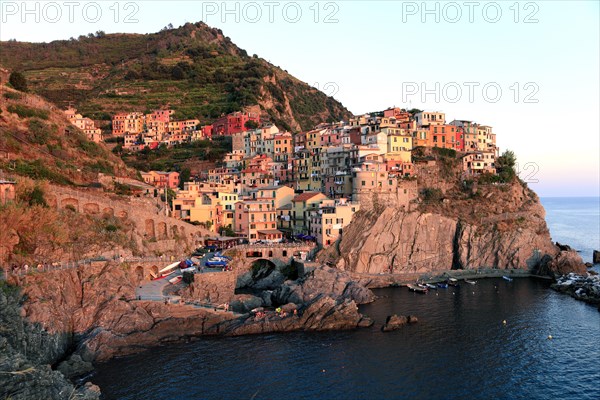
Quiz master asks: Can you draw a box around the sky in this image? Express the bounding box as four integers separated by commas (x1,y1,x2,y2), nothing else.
1,0,599,197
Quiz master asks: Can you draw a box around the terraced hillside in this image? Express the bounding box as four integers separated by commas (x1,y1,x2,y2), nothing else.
0,22,352,132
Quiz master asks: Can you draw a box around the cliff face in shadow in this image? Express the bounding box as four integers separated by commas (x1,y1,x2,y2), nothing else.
322,164,586,277
0,283,101,400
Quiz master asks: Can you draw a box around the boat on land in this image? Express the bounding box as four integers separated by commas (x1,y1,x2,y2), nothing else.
426,283,438,290
447,278,459,287
168,276,182,285
407,284,428,293
464,279,477,285
437,282,449,288
502,276,513,282
205,259,228,267
152,262,180,280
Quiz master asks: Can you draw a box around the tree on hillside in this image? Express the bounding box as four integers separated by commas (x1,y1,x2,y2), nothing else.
496,150,517,182
178,167,191,189
8,72,28,92
244,120,259,130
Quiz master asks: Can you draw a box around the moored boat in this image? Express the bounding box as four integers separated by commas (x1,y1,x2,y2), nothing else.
437,282,448,288
407,284,428,293
447,278,459,287
464,279,477,285
502,276,513,282
426,283,438,290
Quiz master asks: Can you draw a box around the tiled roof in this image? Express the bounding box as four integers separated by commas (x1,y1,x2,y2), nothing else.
292,192,322,202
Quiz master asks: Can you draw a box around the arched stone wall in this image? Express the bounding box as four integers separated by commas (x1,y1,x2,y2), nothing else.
83,203,100,215
135,266,144,281
145,219,155,238
46,195,57,208
61,197,79,210
171,225,179,238
157,222,168,240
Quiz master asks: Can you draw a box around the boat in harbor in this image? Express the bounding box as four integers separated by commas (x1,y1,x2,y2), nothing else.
407,284,428,293
464,279,477,285
447,278,459,287
426,283,438,290
437,282,448,288
502,276,513,282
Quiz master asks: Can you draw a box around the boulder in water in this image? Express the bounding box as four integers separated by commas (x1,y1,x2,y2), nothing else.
381,314,418,332
593,250,600,264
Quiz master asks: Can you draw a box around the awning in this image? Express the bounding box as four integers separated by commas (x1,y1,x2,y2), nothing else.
258,229,283,236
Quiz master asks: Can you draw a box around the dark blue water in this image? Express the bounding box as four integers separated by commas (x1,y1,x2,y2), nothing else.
92,198,600,399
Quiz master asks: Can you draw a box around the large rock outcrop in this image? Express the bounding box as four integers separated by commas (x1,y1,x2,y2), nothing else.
326,178,586,276
4,263,374,366
272,266,375,305
0,285,100,400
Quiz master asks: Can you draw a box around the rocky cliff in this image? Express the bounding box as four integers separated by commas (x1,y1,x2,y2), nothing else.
3,263,373,366
323,160,586,277
0,282,100,400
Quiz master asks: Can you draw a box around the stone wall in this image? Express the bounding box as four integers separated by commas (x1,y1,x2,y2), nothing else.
45,184,211,256
353,179,419,212
180,271,236,304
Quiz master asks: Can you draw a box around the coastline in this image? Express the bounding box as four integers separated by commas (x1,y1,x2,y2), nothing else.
349,267,553,290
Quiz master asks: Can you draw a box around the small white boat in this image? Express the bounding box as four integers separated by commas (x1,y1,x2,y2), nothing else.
502,276,513,282
426,283,438,290
407,284,428,293
168,276,182,285
464,279,477,285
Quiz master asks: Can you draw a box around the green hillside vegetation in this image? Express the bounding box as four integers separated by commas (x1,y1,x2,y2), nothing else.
118,136,232,181
0,22,352,131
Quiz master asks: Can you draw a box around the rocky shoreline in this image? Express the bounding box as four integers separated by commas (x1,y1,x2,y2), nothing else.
0,243,590,399
551,272,600,310
0,263,376,400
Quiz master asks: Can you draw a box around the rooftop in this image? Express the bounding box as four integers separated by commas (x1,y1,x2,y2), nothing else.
292,192,323,202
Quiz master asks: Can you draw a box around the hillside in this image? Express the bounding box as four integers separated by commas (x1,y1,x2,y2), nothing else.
0,86,134,185
0,86,209,266
0,22,352,132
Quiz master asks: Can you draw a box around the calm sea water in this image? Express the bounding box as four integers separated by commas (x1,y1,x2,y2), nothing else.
92,198,600,400
540,197,600,266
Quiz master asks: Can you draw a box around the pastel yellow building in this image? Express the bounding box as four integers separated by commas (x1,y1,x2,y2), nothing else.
309,198,360,247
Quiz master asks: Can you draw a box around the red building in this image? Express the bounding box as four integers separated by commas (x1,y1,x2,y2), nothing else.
454,127,465,152
212,112,260,136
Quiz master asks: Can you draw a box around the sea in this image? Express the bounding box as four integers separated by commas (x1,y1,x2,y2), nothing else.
92,197,600,400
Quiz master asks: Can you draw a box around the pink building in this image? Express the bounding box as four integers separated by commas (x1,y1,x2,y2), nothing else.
141,171,180,189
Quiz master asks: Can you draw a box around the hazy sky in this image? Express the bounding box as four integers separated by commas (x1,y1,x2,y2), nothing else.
1,0,599,197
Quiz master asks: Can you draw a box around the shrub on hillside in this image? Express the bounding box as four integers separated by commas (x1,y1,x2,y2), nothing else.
29,118,56,144
7,105,49,120
433,147,457,158
3,91,22,100
421,187,443,203
23,186,48,207
9,72,28,92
